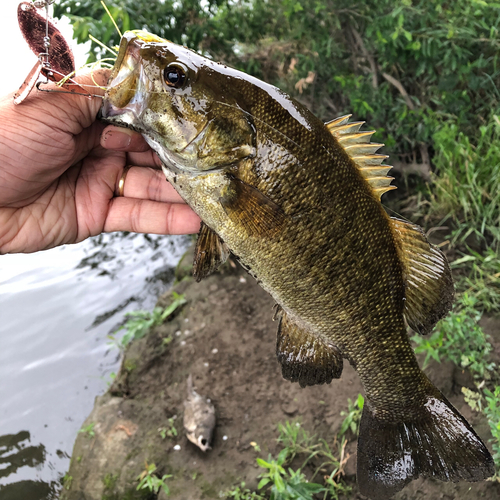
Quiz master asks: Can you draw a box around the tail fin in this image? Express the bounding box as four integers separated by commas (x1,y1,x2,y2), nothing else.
357,391,495,499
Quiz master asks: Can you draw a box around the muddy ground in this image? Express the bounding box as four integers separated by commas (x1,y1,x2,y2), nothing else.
61,253,500,500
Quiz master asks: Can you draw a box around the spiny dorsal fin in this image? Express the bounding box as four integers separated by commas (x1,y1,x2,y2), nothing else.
390,217,455,335
325,114,396,200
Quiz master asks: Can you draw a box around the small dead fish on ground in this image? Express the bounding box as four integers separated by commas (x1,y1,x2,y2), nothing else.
183,374,216,452
102,31,495,499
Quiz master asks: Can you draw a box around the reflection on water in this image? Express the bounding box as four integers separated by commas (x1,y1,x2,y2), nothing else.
0,432,45,479
0,431,57,500
0,232,190,498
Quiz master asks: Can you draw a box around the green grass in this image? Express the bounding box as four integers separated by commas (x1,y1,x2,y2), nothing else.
451,248,500,313
412,294,495,379
108,292,186,350
221,416,356,500
158,417,178,440
78,422,96,439
429,115,500,249
136,462,171,496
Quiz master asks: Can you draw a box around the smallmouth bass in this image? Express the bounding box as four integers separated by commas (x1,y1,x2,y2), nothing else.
102,31,494,499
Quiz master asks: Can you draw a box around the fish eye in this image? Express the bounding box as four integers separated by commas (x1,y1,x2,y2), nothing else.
201,438,207,446
163,65,186,89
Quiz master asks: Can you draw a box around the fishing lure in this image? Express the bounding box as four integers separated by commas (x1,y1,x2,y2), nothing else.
14,0,95,104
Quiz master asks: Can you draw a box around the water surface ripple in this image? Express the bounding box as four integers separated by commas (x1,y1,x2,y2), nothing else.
0,232,189,498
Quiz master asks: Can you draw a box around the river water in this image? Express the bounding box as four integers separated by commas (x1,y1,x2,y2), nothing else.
0,232,189,499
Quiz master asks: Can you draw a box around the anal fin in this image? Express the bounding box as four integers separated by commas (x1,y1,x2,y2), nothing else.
275,308,343,388
193,222,230,282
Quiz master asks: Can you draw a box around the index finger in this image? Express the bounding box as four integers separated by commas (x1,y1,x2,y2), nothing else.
101,125,151,153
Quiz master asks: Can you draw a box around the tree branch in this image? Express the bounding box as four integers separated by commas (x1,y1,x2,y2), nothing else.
381,72,415,110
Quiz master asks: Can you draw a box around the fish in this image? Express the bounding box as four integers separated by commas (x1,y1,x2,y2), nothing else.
101,30,495,499
183,374,216,452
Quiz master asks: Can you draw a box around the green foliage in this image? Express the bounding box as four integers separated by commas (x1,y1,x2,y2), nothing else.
452,248,500,313
102,473,119,491
462,385,500,477
258,421,351,500
158,417,178,439
109,292,186,350
412,294,495,378
62,474,73,490
78,422,96,439
55,0,500,145
223,482,265,500
339,394,364,437
429,116,500,249
136,462,171,496
483,386,500,475
257,452,324,500
276,421,316,461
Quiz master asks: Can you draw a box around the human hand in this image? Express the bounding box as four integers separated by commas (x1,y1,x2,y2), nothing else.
0,70,200,254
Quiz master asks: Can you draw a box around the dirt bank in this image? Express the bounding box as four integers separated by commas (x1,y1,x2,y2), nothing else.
60,256,500,500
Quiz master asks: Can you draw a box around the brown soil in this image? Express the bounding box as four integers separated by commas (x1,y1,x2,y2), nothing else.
61,255,500,500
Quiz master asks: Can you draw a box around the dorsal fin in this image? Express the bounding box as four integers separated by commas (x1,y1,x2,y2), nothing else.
325,115,396,200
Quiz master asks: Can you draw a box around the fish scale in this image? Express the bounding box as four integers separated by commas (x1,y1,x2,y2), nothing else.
102,30,494,500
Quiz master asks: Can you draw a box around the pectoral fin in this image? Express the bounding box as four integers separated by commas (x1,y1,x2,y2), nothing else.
390,217,455,335
193,222,230,282
219,176,286,237
275,308,343,388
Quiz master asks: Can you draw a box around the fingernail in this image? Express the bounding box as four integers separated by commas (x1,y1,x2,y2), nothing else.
103,130,132,150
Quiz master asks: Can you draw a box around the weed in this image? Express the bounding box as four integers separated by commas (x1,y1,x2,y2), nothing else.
109,292,186,350
162,335,173,346
78,422,96,439
250,441,261,453
462,385,500,476
223,482,265,500
107,372,116,386
339,394,364,437
62,474,73,490
257,452,324,500
276,421,316,461
158,417,178,439
452,248,500,313
483,386,500,475
136,461,171,496
412,294,495,379
103,472,119,491
429,116,500,249
462,386,484,413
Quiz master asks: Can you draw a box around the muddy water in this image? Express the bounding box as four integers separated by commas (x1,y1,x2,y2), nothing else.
0,233,189,499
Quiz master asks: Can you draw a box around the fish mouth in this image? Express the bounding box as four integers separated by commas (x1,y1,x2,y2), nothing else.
101,32,149,128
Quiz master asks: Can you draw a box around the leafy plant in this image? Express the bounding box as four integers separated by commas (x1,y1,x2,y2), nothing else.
78,422,96,439
483,386,500,476
257,452,324,500
339,394,364,437
109,292,186,350
462,385,500,477
276,421,317,461
429,116,500,250
158,418,178,439
452,248,500,313
136,462,171,496
412,294,495,379
62,474,73,490
223,482,265,500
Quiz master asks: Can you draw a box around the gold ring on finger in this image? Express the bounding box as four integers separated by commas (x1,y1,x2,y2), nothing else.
118,166,132,197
